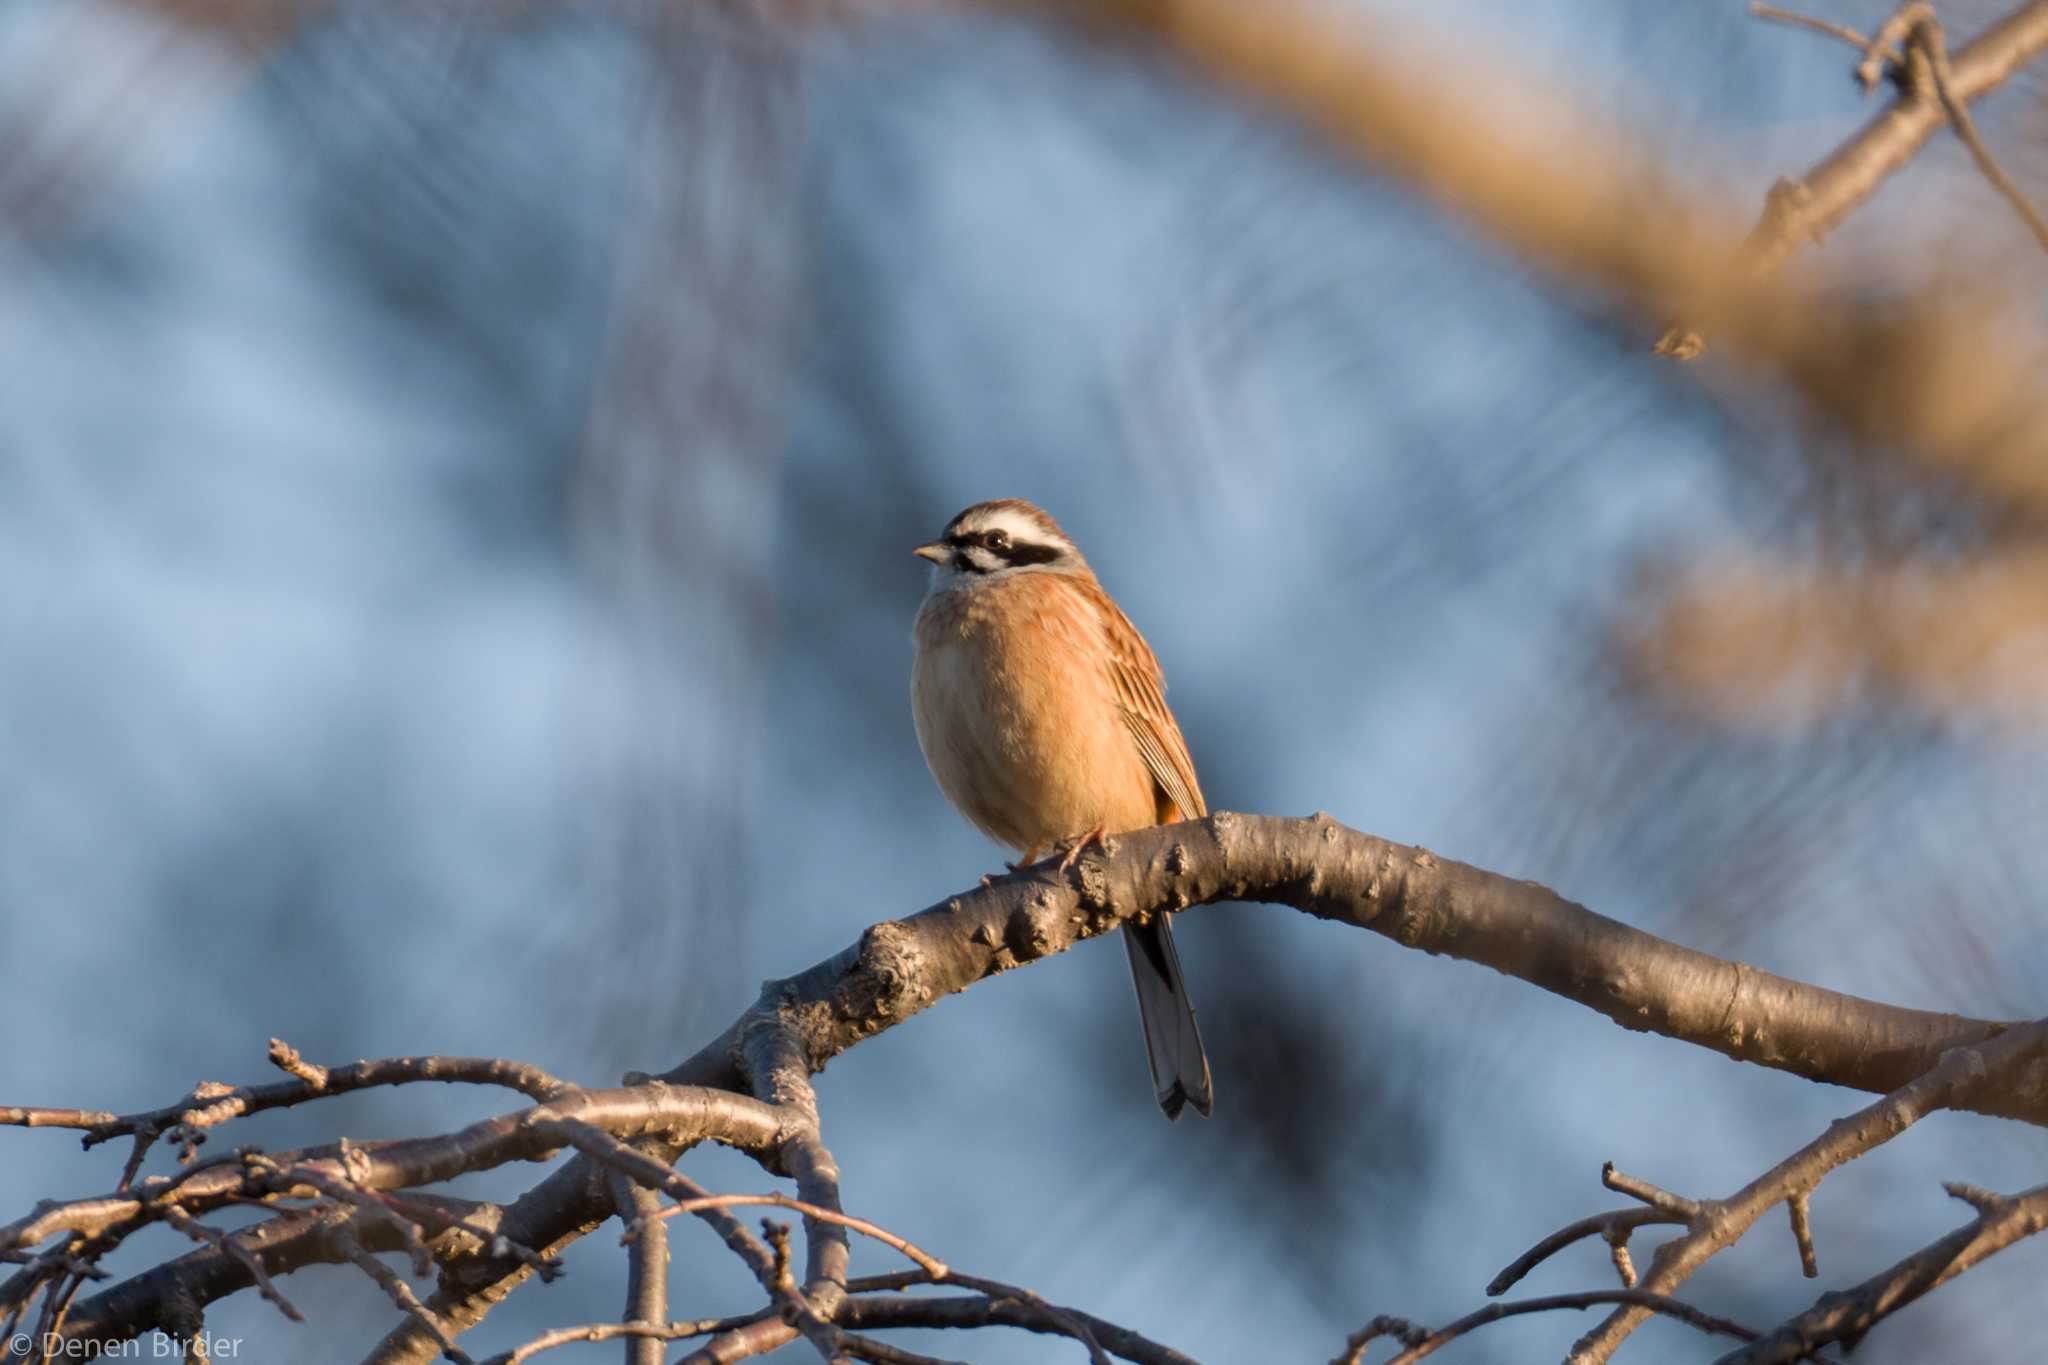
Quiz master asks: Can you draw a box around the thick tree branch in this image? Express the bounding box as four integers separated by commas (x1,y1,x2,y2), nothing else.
663,814,2042,1122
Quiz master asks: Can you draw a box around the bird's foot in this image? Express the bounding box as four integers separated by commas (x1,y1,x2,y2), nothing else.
1056,824,1107,874
1003,843,1046,875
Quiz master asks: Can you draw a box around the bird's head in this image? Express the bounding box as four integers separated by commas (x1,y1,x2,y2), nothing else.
913,498,1083,586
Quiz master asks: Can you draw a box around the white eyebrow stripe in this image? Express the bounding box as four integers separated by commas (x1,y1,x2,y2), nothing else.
960,507,1073,553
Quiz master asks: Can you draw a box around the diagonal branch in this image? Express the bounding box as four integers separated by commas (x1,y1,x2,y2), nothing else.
1332,1288,1760,1365
1707,0,2048,311
1486,1207,1683,1296
1719,1180,2048,1363
1883,2,2048,253
1569,1016,2048,1361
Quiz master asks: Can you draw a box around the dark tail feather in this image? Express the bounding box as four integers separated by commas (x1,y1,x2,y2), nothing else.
1121,916,1213,1120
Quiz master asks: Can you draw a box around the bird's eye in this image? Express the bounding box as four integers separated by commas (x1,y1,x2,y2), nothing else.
984,529,1010,551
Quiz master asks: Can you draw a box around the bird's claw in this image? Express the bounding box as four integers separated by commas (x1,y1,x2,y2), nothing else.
1057,824,1107,874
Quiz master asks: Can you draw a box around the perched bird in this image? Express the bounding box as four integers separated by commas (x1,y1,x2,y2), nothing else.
909,498,1213,1120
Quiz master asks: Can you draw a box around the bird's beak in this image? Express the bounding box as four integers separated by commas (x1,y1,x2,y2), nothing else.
912,542,948,564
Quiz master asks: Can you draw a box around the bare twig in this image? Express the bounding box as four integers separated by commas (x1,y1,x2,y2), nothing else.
1750,4,1885,60
1600,1164,1702,1219
837,1287,1193,1365
635,1194,947,1280
1719,1181,2048,1363
1570,1018,2048,1361
763,1220,849,1364
32,1267,90,1365
1894,2,2048,251
335,1229,472,1365
2,1085,783,1257
609,1175,670,1365
836,1335,968,1365
265,1039,328,1091
478,1315,754,1365
1486,1207,1681,1295
158,1207,301,1325
2,1050,571,1156
1333,1290,1758,1365
1788,1192,1818,1278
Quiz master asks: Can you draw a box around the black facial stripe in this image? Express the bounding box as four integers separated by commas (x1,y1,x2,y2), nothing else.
1000,542,1064,567
942,528,1065,570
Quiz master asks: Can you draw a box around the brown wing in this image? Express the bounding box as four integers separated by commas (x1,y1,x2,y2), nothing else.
1088,579,1206,823
1082,577,1215,1117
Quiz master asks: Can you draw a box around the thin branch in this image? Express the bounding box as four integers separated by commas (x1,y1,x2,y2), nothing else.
836,1335,968,1365
1667,0,2048,360
1600,1164,1703,1220
1718,1181,2048,1363
1486,1207,1682,1295
157,1207,301,1325
762,1220,850,1364
1901,2,2048,252
837,1290,1194,1365
1,1050,572,1156
264,1039,329,1091
2,1085,783,1257
1332,1290,1758,1365
1787,1192,1818,1278
1571,1017,2048,1361
635,1195,946,1279
1859,4,1932,87
609,1175,669,1365
1750,4,1884,58
478,1315,753,1365
43,1197,505,1361
334,1229,472,1365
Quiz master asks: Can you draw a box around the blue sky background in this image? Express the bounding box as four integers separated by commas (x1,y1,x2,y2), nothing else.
3,1,2045,1360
